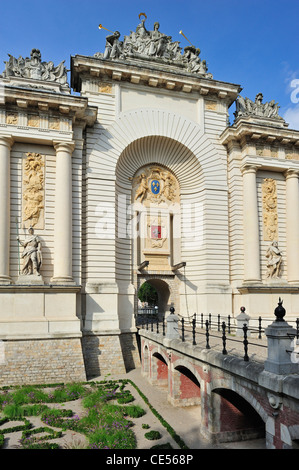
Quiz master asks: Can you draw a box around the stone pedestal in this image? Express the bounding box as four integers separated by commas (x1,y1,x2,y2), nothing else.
264,299,299,375
16,274,44,285
166,307,180,339
236,306,250,337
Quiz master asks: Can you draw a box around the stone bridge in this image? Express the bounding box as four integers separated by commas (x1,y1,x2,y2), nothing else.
138,307,299,449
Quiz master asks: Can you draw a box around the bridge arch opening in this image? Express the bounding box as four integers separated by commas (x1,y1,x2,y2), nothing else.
152,352,168,387
172,365,201,406
212,388,265,442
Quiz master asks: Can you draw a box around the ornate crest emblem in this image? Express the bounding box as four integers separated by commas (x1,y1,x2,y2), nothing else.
151,180,160,195
151,225,161,239
147,218,166,248
132,166,179,206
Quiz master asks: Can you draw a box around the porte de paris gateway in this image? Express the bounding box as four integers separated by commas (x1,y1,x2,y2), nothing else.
0,14,299,405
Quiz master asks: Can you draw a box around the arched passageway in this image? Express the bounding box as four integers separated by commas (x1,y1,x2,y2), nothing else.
146,279,170,317
212,388,265,443
137,279,171,320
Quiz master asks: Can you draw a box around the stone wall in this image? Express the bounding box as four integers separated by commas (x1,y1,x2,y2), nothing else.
0,332,141,386
0,337,86,386
81,332,140,379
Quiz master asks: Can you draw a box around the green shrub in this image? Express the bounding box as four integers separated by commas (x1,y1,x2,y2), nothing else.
151,442,173,449
3,403,49,419
122,405,146,418
0,418,32,434
144,430,162,440
117,394,134,404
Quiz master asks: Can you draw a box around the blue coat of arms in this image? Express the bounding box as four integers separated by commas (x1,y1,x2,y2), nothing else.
151,179,160,195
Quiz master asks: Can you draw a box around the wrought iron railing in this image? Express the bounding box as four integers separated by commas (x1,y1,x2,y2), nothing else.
138,311,299,363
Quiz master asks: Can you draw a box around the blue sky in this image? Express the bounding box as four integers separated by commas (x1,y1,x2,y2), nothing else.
0,0,298,128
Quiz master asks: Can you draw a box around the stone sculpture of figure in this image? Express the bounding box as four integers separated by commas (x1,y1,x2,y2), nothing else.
95,17,212,77
148,22,168,57
17,226,42,276
266,241,282,279
234,93,283,121
24,48,43,80
103,31,123,59
134,173,148,202
135,17,148,39
183,46,200,72
2,49,69,88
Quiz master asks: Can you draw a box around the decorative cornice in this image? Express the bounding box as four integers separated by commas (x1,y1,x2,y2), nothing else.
71,54,241,105
1,85,97,126
220,118,299,147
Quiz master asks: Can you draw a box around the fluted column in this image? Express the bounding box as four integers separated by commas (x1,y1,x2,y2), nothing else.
285,170,299,283
242,164,261,283
0,136,13,284
51,141,75,284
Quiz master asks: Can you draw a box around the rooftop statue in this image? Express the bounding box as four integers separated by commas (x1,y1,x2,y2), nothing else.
95,16,213,78
234,93,284,122
1,48,69,90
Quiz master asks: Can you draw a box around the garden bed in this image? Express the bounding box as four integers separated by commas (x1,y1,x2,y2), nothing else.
0,379,187,450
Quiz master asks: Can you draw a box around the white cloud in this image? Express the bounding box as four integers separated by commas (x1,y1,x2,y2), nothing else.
283,105,299,131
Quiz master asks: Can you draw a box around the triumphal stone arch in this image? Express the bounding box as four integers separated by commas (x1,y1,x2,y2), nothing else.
0,16,299,384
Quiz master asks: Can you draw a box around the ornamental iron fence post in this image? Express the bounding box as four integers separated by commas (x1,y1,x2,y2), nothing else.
205,320,210,349
192,318,196,345
181,318,185,342
258,316,262,339
243,323,249,362
222,321,227,355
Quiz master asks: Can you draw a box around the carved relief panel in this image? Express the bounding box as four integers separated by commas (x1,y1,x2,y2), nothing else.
22,152,45,229
262,178,278,241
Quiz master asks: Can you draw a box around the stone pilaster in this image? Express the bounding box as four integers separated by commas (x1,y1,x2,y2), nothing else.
241,164,261,283
0,136,13,284
285,170,299,284
51,141,75,284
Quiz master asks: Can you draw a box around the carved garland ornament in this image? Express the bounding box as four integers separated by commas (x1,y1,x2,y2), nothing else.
262,178,278,241
22,153,45,229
